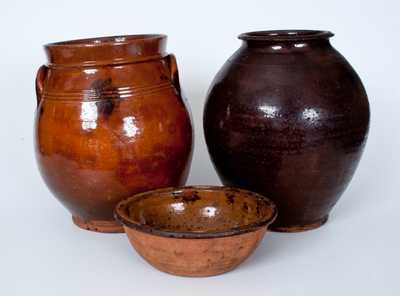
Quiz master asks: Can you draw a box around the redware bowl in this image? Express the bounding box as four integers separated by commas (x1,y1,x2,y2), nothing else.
115,186,277,277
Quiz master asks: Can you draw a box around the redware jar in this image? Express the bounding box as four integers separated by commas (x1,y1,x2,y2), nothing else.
35,35,193,232
204,30,370,232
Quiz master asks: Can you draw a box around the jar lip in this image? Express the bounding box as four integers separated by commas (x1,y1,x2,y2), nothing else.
45,34,166,48
239,30,334,41
43,34,168,67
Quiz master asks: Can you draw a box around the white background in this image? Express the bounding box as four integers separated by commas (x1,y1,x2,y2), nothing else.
1,0,399,295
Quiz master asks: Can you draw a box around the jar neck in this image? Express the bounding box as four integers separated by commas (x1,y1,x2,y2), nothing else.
238,30,333,52
44,34,167,67
241,38,332,53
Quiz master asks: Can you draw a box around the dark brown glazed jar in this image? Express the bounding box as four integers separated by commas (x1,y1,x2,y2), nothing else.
35,35,193,233
204,30,370,232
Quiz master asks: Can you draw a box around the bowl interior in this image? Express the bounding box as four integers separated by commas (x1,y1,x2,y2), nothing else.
116,186,276,237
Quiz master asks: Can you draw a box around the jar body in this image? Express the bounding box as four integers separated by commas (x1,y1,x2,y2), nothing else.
35,35,193,232
203,31,370,231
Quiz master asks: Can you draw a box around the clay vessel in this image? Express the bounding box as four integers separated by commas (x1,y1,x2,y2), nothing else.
115,186,277,277
204,30,370,232
35,35,193,232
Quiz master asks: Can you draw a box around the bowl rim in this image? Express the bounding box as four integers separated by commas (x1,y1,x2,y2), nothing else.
114,185,278,239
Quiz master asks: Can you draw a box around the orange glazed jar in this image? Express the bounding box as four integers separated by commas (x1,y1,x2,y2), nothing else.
34,35,193,232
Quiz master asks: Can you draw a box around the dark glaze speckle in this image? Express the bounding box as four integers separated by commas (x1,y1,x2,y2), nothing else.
97,99,115,118
91,78,115,118
226,193,235,205
242,202,249,212
181,192,201,203
256,202,261,216
159,73,169,81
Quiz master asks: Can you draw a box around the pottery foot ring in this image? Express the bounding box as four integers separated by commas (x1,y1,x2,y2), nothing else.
270,215,329,233
72,216,124,233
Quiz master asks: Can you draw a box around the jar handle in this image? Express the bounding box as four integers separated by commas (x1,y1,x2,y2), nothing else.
35,65,48,107
165,54,181,95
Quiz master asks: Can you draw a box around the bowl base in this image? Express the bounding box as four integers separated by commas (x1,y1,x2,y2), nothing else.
151,265,238,278
72,216,124,233
270,215,328,233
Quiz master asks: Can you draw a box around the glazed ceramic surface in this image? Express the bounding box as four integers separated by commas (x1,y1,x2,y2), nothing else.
115,186,277,277
204,30,370,232
35,35,193,232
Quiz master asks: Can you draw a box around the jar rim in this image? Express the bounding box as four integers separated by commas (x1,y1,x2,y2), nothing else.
43,34,167,67
45,34,166,48
239,30,334,41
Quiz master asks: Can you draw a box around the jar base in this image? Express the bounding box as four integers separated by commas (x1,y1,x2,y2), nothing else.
72,216,124,233
270,216,329,233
